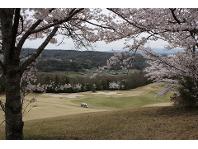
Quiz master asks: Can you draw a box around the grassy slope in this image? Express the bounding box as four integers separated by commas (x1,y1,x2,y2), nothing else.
1,106,198,139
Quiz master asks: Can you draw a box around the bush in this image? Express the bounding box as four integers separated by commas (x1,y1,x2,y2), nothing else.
91,84,96,92
171,77,198,108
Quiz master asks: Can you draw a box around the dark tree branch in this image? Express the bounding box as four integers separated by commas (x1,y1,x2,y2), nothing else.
17,19,43,50
30,8,84,34
17,19,42,49
107,8,147,32
11,8,21,57
20,27,58,71
18,8,85,72
108,8,198,38
169,8,182,24
17,14,24,36
12,9,21,36
17,9,55,50
81,19,115,31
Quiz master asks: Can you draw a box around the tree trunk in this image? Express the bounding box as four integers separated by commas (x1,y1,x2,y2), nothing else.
5,65,23,140
0,9,24,140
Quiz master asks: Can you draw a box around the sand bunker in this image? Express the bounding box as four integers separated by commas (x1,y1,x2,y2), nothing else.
92,91,122,96
43,93,84,99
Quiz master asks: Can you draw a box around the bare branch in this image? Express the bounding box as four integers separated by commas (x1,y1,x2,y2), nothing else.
22,100,32,116
21,27,58,71
0,120,5,126
0,100,5,113
56,36,65,46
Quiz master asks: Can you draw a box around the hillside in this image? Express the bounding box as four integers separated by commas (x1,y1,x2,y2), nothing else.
21,48,146,72
21,49,113,72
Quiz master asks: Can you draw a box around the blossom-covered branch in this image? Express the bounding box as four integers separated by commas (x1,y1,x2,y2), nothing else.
30,9,84,34
105,9,198,50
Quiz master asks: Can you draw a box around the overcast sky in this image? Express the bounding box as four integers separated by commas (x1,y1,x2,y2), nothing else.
23,34,170,52
22,8,171,52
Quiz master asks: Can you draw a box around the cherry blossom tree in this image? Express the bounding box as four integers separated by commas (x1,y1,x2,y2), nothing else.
1,8,198,140
0,8,113,140
105,9,198,50
107,51,135,72
144,49,198,107
103,8,198,106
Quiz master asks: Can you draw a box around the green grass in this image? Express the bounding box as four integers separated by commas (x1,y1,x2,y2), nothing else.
73,94,170,109
1,106,198,139
72,83,171,109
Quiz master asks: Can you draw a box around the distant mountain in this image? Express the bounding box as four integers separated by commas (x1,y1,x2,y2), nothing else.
153,48,183,55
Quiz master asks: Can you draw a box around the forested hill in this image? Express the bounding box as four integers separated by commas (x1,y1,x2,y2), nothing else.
21,48,146,72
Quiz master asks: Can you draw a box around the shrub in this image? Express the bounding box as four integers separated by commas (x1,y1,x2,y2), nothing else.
178,77,198,108
170,77,198,108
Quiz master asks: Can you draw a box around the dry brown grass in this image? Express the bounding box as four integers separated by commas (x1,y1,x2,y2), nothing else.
1,106,198,140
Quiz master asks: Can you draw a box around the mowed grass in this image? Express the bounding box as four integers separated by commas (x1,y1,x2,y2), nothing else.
0,83,171,122
0,83,177,139
1,106,198,139
72,83,171,109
